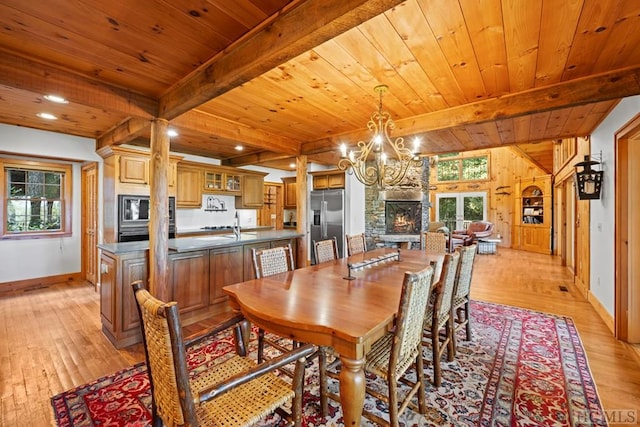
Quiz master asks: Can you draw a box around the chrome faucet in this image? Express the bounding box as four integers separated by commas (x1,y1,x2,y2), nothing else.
233,212,241,239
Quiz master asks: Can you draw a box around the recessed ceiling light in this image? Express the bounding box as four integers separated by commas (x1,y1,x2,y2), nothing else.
290,163,296,168
37,112,57,120
43,94,68,104
235,145,243,151
167,129,178,137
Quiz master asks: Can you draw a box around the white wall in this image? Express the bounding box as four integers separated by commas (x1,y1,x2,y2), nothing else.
590,95,640,315
0,124,101,283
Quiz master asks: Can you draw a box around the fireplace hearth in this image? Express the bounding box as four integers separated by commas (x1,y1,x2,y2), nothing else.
385,201,422,234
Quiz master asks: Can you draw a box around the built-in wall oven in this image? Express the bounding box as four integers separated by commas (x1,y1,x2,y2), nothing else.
118,195,175,242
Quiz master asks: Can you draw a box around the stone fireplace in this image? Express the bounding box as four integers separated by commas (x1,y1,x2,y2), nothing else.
385,201,422,234
364,161,431,249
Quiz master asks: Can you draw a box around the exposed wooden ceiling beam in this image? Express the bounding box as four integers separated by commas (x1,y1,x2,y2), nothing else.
0,50,157,118
171,110,300,155
158,0,405,120
222,150,296,167
301,66,640,155
96,118,151,150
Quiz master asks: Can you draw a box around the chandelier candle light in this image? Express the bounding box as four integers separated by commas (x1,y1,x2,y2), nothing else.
338,85,423,187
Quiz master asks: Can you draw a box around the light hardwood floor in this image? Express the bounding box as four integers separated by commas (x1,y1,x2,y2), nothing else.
1,248,639,426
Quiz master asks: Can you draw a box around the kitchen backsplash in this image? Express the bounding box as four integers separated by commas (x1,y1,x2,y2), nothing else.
176,194,257,230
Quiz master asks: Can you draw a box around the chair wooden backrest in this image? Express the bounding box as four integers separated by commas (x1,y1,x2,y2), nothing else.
423,231,447,253
393,265,435,367
252,244,295,278
430,251,461,329
454,244,477,301
346,233,366,256
132,282,314,427
133,283,206,425
314,237,339,264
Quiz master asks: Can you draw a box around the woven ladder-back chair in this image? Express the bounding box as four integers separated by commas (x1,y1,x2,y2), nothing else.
251,244,298,364
252,244,329,417
345,233,366,256
451,243,477,355
423,231,447,253
325,265,435,426
423,250,461,387
313,237,339,264
132,282,314,427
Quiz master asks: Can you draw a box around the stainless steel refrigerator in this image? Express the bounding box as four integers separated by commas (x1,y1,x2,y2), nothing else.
310,189,344,264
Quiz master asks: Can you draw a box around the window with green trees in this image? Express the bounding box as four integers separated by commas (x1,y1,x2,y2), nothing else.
1,158,72,238
435,153,488,182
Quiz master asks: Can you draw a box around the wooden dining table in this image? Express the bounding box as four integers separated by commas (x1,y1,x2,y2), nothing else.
223,247,444,426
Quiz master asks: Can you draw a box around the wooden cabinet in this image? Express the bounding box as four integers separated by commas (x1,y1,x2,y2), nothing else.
513,175,552,254
98,146,182,243
209,246,244,304
119,155,148,184
204,170,241,194
311,170,345,190
235,173,266,209
169,251,209,314
99,251,147,349
282,177,297,208
117,150,177,189
176,166,203,208
99,233,303,348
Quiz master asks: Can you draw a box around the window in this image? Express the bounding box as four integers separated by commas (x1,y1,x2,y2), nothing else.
1,158,72,239
435,153,489,182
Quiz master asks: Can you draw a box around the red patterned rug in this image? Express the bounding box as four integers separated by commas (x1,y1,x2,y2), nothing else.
51,301,607,426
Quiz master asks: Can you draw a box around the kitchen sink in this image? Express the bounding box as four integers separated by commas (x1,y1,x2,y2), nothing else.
195,235,235,241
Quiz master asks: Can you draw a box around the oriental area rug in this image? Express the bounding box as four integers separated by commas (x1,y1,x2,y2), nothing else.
51,301,607,426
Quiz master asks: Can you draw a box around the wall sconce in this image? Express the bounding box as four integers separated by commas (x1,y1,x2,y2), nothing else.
574,153,603,200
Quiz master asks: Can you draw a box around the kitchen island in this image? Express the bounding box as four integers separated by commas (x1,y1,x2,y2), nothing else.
98,229,303,348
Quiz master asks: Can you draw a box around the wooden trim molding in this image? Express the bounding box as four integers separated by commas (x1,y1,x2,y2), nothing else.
0,272,83,296
588,289,615,335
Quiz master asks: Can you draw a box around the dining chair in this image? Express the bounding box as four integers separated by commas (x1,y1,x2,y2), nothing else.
251,244,297,364
423,231,447,253
132,281,314,427
325,265,435,426
423,250,460,387
313,237,339,264
451,243,478,355
253,244,329,417
345,232,366,256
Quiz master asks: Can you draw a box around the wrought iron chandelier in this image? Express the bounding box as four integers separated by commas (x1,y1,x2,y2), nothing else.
337,85,423,187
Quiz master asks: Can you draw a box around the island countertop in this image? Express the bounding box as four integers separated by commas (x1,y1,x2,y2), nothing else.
98,229,304,255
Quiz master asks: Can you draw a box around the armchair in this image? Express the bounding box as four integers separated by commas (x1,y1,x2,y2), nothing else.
451,221,494,246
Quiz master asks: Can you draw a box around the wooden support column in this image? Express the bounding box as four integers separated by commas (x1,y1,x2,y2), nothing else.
295,155,308,267
148,118,170,300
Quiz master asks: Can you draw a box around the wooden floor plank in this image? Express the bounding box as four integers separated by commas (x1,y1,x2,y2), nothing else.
0,249,638,426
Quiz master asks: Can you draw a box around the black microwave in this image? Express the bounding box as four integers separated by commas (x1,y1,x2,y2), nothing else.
118,195,175,229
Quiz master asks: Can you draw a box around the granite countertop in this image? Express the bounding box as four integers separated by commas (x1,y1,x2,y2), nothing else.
177,225,274,236
98,229,303,255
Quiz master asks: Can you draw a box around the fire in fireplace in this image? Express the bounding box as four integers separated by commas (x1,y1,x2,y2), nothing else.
385,201,422,234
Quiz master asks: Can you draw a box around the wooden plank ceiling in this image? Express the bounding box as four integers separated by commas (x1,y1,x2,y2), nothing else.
1,0,640,174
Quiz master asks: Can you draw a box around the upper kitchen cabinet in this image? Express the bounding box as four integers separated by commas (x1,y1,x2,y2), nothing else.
311,169,345,190
176,165,203,208
203,167,241,194
235,173,267,209
175,160,266,209
282,177,297,208
98,146,180,196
